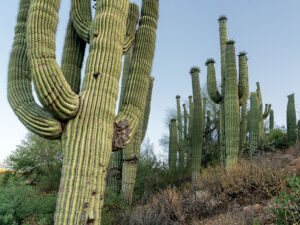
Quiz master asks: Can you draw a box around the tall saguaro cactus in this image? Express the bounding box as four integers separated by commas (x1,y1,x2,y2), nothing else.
206,40,248,168
8,0,159,224
176,95,184,170
187,95,193,168
287,94,297,146
189,67,203,183
169,118,178,170
256,82,271,140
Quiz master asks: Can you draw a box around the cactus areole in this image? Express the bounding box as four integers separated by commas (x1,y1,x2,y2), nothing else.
7,0,159,224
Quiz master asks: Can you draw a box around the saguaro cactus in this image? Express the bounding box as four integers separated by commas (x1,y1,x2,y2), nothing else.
287,94,297,146
122,76,155,204
189,67,203,183
206,40,247,168
8,0,159,224
238,52,249,151
176,95,184,170
249,92,259,155
187,96,193,168
169,118,178,170
269,109,274,131
256,82,271,140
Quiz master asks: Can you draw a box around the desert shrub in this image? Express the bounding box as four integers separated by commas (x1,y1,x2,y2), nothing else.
270,173,300,225
198,158,288,206
0,176,56,225
268,128,289,150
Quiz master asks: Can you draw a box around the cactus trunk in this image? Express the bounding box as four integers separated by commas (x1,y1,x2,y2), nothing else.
269,109,274,131
176,96,184,170
249,92,259,155
287,94,297,146
190,67,203,184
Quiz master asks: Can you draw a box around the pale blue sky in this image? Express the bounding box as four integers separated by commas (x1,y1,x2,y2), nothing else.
1,0,300,164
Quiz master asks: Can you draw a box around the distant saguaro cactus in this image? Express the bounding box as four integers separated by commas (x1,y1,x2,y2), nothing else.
176,95,184,170
256,82,271,140
169,118,178,170
189,67,203,183
287,94,297,146
7,0,159,224
269,109,274,131
249,92,259,155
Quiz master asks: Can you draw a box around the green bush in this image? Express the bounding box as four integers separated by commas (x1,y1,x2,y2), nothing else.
270,174,300,225
268,128,289,150
0,176,57,225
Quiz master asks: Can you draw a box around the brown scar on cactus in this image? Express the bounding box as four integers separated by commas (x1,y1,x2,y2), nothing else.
112,119,132,151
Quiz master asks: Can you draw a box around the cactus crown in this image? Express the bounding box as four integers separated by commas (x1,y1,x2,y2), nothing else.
176,95,181,99
238,51,248,57
171,118,177,122
256,82,261,90
205,58,216,66
190,66,200,74
218,15,227,22
226,40,235,45
189,96,193,99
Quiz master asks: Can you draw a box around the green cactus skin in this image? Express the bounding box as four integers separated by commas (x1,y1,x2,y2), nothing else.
287,94,297,146
122,76,154,204
203,97,207,123
183,104,188,141
176,96,184,170
256,82,271,140
107,48,134,194
169,118,178,171
205,110,211,136
190,67,203,183
7,0,62,139
8,0,159,224
298,120,300,141
187,96,193,169
224,41,240,169
238,52,249,151
249,92,259,155
269,109,274,131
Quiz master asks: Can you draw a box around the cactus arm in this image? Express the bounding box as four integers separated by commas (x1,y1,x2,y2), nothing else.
169,118,178,170
141,76,154,141
190,67,203,183
123,3,139,53
61,16,86,94
238,52,249,105
262,104,271,119
224,41,240,169
7,0,62,139
114,0,159,150
186,96,193,168
176,95,183,143
27,0,80,120
71,0,92,43
206,59,222,104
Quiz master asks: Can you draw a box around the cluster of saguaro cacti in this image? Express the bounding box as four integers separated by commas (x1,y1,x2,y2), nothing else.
287,94,297,146
206,16,249,169
8,0,159,224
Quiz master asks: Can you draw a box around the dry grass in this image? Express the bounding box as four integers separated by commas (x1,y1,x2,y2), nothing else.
120,155,288,225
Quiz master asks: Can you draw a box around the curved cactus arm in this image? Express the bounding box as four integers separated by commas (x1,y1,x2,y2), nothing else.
27,0,80,120
206,58,222,104
114,0,159,150
141,76,154,141
224,40,240,169
123,3,139,54
238,51,249,105
262,104,271,119
61,16,86,94
8,0,62,139
71,0,92,43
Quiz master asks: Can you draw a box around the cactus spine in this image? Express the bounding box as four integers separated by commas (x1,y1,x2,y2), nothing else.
8,0,159,224
122,77,155,204
169,118,178,170
287,94,297,146
269,109,274,131
176,96,184,170
190,67,203,183
256,82,271,140
249,92,259,155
